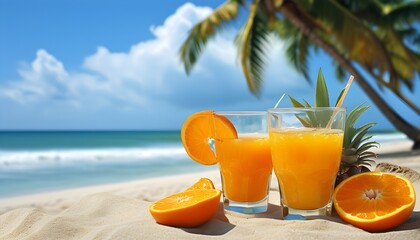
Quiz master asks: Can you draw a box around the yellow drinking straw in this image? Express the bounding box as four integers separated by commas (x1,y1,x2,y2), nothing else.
326,75,354,129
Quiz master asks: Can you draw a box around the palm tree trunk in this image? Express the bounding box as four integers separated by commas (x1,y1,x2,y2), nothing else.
370,72,420,115
279,1,420,149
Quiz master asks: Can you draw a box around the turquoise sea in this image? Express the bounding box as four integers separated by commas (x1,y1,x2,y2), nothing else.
0,131,214,198
0,131,407,198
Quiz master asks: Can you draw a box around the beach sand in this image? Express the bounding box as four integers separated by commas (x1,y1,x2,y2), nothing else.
0,140,419,239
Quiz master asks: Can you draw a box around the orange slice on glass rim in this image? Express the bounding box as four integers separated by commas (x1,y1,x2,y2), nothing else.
333,172,416,232
181,110,237,165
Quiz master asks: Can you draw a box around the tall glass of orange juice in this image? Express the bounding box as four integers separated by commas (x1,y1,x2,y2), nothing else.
268,108,345,219
214,112,272,214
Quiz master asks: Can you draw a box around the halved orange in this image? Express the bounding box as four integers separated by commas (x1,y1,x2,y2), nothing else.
181,110,237,165
149,189,221,228
333,172,416,232
185,178,215,191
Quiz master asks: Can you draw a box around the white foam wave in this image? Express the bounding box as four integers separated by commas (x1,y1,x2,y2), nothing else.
370,133,408,143
0,147,188,168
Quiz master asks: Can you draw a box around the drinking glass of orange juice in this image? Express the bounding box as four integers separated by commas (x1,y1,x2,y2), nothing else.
214,112,273,214
268,108,345,219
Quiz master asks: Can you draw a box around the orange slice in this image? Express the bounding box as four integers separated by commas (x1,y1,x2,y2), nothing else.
181,110,237,165
185,178,215,191
333,172,416,232
149,189,221,228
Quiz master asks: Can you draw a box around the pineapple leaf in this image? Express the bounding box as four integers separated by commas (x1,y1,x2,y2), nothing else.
356,141,379,155
355,135,375,149
344,118,375,148
360,162,372,167
289,96,305,108
296,115,312,127
287,69,378,178
348,158,375,168
302,99,320,127
288,96,313,127
341,155,358,165
350,130,374,149
344,105,371,147
315,68,330,107
335,88,345,106
359,151,378,159
303,99,312,108
346,104,370,131
344,127,358,148
354,122,376,137
359,159,376,166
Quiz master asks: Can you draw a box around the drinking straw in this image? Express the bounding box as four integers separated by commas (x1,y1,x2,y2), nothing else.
274,93,286,108
326,75,354,129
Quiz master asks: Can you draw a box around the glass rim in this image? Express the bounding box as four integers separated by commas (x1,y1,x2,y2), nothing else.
268,107,346,113
215,111,267,116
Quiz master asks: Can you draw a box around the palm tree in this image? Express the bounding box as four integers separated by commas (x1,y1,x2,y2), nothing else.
179,0,420,149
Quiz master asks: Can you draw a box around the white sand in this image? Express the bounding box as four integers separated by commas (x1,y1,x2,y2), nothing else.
0,140,419,239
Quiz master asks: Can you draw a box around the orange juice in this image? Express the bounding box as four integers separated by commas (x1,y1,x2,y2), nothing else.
216,134,272,202
269,128,343,209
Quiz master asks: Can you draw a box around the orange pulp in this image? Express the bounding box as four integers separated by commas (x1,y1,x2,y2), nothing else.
270,128,344,209
333,172,416,232
216,134,272,202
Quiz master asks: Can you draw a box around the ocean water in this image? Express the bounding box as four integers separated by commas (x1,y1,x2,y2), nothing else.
0,131,408,198
0,131,215,198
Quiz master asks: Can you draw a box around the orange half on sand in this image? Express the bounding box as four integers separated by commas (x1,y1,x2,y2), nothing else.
181,110,237,165
333,172,416,232
185,178,215,191
149,178,221,228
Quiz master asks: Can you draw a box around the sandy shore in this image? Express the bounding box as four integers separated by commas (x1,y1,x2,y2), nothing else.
0,140,419,239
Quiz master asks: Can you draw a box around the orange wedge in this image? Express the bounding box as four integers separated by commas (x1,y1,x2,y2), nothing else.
149,188,221,228
185,178,215,191
181,110,237,165
333,172,416,232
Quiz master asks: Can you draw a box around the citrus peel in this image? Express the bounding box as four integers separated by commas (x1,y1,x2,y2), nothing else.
181,110,237,165
333,172,416,232
149,178,221,228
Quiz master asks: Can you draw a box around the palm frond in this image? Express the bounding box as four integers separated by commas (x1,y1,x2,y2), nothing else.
235,0,270,96
385,1,420,24
334,65,346,82
179,0,240,74
310,0,396,82
272,18,311,82
385,30,420,90
397,27,420,47
284,32,311,82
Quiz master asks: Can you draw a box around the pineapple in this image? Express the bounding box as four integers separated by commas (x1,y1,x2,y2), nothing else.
288,69,378,187
336,104,378,185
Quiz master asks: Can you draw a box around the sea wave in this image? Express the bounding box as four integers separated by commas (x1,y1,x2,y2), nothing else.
0,133,408,169
0,147,188,168
370,132,408,143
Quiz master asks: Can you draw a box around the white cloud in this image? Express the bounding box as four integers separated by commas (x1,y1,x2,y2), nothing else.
0,2,305,110
2,50,71,104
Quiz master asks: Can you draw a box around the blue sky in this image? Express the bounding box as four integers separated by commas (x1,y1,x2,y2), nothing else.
0,0,419,131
